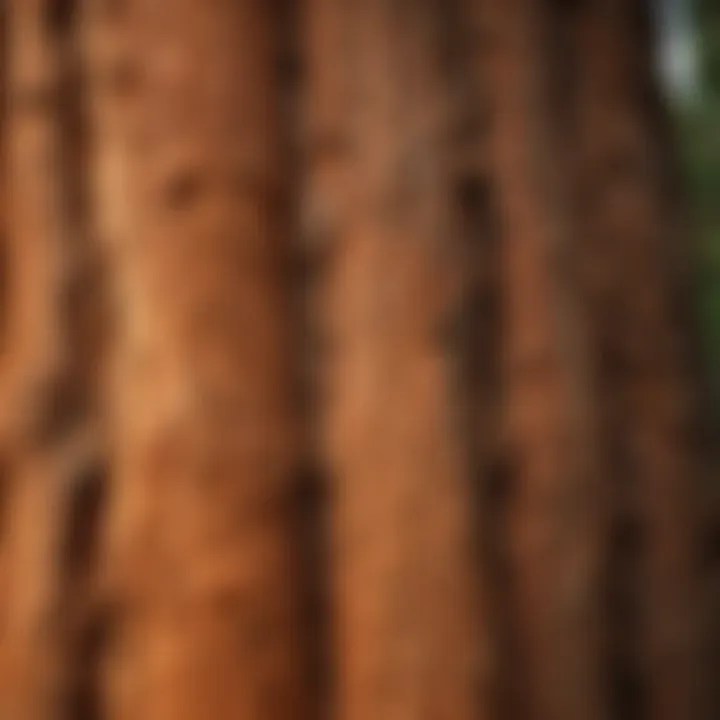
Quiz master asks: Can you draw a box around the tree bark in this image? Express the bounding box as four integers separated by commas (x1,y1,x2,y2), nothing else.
0,2,707,718
0,0,102,720
85,1,313,718
305,1,487,718
0,1,105,718
476,1,607,718
572,1,704,718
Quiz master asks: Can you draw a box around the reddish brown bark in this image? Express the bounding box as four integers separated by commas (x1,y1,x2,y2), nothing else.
306,1,488,719
85,1,312,719
476,1,607,718
0,1,105,717
0,2,707,719
572,1,703,718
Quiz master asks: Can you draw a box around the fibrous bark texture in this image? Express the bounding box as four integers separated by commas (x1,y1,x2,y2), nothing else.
305,1,487,718
571,1,704,718
1,1,105,717
477,1,607,719
86,1,312,719
0,1,711,719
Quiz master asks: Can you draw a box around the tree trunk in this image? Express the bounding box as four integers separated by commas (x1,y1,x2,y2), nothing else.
85,1,313,719
0,1,708,719
477,1,607,718
306,1,488,719
572,1,704,718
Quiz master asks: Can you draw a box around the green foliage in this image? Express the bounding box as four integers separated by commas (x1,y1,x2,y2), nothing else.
698,0,720,94
679,2,720,391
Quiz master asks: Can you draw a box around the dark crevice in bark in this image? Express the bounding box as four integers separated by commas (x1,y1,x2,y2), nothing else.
69,614,108,720
51,1,109,717
437,9,512,718
280,0,330,716
64,461,108,720
605,431,647,720
46,0,74,37
293,462,331,720
29,380,85,448
436,5,523,717
61,460,106,581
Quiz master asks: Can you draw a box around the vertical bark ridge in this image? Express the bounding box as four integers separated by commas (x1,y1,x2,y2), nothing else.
306,1,488,718
0,1,106,718
476,1,608,718
85,1,314,718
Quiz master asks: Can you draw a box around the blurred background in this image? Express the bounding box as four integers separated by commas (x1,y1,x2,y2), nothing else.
662,0,720,402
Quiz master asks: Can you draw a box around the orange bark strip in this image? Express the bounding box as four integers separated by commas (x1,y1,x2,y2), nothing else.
307,1,487,718
1,1,106,717
86,1,313,718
